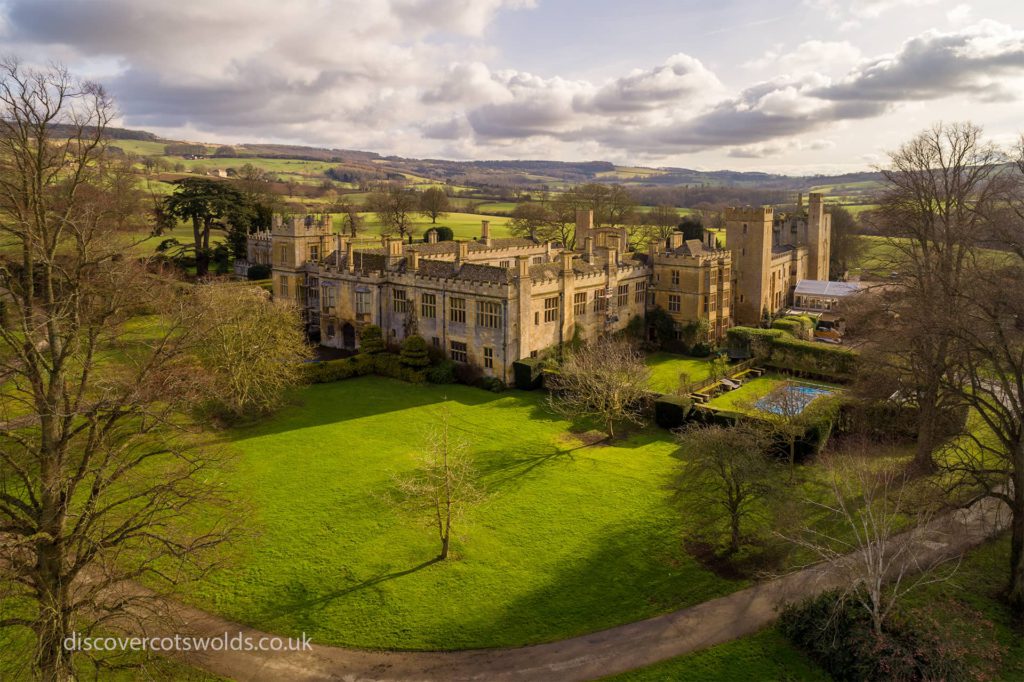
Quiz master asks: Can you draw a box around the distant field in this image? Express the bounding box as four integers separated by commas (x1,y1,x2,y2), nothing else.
348,211,514,241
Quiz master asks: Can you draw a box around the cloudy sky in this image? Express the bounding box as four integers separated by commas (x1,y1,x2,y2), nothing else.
2,0,1023,173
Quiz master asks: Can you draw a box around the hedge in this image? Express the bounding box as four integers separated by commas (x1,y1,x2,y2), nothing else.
654,395,692,430
770,318,802,336
726,325,856,380
512,357,545,390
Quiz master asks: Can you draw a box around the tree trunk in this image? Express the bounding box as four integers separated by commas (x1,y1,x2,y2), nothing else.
913,395,939,474
35,541,74,682
439,534,449,561
606,418,615,440
730,514,741,554
1009,479,1024,615
195,217,211,277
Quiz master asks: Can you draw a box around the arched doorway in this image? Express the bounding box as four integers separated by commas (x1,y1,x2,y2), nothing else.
342,323,356,350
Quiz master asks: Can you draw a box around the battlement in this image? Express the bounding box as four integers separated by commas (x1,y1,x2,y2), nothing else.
272,214,333,237
724,206,773,221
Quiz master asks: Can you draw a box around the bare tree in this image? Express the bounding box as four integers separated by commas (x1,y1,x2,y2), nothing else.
367,182,419,242
745,382,818,480
827,205,863,277
0,61,234,680
647,204,679,240
191,283,312,418
508,202,550,241
418,187,450,224
674,423,773,554
394,409,482,560
942,144,1024,610
789,452,955,635
866,122,1002,473
334,197,363,237
546,338,651,439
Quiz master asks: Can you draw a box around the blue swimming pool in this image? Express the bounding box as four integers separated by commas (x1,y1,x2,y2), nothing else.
755,383,834,415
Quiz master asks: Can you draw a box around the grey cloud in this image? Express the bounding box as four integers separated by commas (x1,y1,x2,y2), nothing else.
816,22,1024,102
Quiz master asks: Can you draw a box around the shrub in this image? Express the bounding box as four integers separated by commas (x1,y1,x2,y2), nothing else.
423,226,454,242
779,591,969,682
690,342,713,357
359,325,385,354
400,335,431,368
654,394,692,430
351,353,375,376
247,263,272,280
303,359,356,383
476,376,505,392
770,318,802,336
512,357,544,390
372,352,403,379
454,361,483,386
426,359,457,384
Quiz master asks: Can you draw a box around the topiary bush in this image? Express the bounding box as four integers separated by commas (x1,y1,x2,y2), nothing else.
654,394,692,430
512,357,544,390
400,335,431,368
371,352,403,379
359,325,385,354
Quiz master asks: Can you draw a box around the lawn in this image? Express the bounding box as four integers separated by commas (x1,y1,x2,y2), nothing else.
185,376,744,650
603,627,828,681
645,353,714,394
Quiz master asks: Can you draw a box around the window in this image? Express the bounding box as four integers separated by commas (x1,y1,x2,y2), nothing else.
432,336,440,348
277,244,288,265
321,284,336,309
573,291,588,315
450,340,468,363
392,289,408,313
533,256,544,264
593,290,607,313
718,267,724,287
743,223,748,235
421,292,436,319
499,260,511,268
635,281,647,303
739,294,745,303
483,347,493,369
530,350,539,358
326,323,334,338
617,283,629,306
355,290,371,315
544,297,559,323
710,294,716,311
741,247,747,257
668,294,680,313
671,270,680,286
450,297,466,323
309,244,319,261
279,275,289,298
477,300,502,328
534,311,540,325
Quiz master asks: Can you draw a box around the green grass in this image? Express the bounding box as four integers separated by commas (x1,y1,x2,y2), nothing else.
184,377,745,650
603,627,829,681
349,211,514,241
645,353,714,394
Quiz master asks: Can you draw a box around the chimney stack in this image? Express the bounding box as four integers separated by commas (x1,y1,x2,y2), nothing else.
387,238,404,257
427,229,439,244
335,234,342,267
561,251,574,274
455,240,468,265
481,220,492,246
607,247,618,268
584,236,594,262
516,254,530,279
407,250,420,272
318,235,325,263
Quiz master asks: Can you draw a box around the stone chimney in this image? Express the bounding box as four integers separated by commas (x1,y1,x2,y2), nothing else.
455,240,468,265
576,208,593,234
584,236,594,262
481,220,492,246
346,248,355,272
318,235,325,263
607,247,618,268
561,251,574,274
427,229,439,244
669,232,684,249
797,192,804,210
386,238,404,257
407,250,420,272
335,234,343,267
516,254,531,279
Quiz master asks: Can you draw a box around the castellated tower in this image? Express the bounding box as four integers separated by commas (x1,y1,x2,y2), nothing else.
270,214,333,305
725,206,774,325
806,193,831,281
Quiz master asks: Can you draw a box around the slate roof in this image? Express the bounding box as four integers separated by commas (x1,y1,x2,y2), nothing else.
794,279,863,297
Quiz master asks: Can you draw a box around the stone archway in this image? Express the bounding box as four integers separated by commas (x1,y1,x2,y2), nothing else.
342,323,356,350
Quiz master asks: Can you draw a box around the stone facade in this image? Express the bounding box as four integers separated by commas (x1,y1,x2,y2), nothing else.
724,192,831,325
244,198,831,377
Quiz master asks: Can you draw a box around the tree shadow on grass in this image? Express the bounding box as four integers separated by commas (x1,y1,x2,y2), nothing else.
257,557,441,628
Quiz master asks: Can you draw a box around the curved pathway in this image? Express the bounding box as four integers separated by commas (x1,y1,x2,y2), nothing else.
130,496,1007,682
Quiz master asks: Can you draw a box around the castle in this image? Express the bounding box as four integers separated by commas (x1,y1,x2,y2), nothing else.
242,194,831,381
